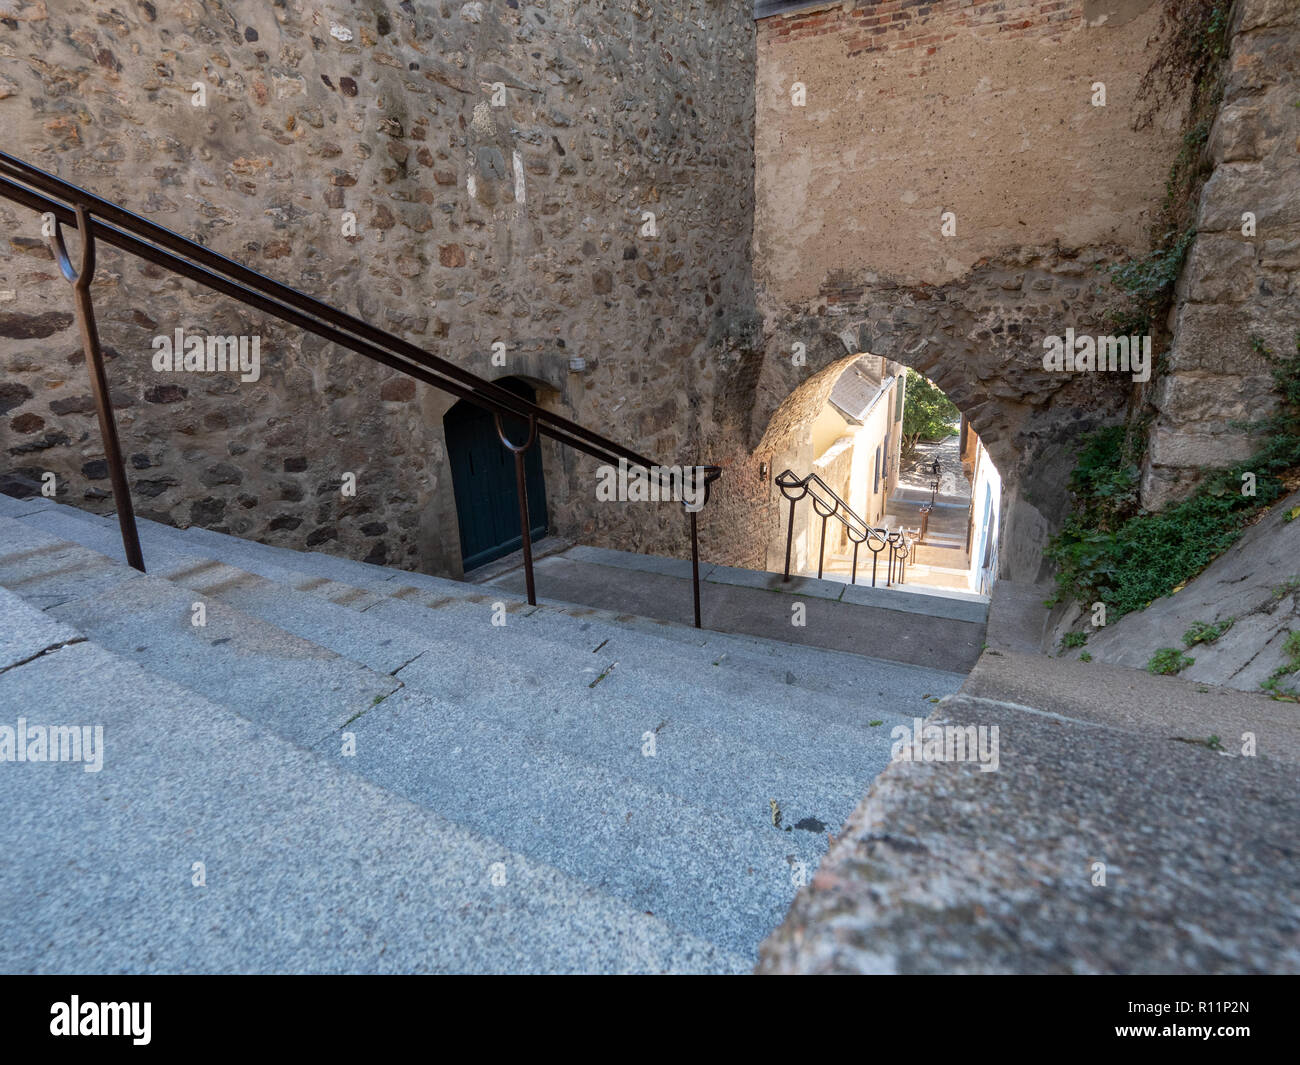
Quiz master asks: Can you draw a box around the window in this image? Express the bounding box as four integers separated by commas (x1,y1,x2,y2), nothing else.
894,380,904,422
873,445,882,495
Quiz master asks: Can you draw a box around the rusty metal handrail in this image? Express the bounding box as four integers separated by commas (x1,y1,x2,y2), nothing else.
774,469,912,587
0,151,722,626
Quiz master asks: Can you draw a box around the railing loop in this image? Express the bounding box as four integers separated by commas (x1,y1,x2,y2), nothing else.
50,203,96,289
774,468,914,589
493,410,538,455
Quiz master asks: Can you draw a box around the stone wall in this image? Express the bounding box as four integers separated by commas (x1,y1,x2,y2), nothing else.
0,0,759,574
754,0,1177,296
749,0,1184,581
2,0,1262,587
1140,0,1300,509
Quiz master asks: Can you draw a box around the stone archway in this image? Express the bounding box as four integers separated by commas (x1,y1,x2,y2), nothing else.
744,247,1137,583
755,352,905,577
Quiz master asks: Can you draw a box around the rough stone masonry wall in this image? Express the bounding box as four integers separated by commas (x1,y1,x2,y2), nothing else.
0,0,759,575
750,0,1184,583
1140,0,1300,509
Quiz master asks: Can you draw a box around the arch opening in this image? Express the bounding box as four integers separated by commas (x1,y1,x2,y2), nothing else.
759,353,1003,599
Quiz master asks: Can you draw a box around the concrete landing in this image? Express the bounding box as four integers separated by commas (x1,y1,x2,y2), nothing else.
486,546,988,673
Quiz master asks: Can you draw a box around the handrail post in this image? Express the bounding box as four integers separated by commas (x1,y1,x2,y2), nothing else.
51,205,144,572
851,541,859,585
685,465,718,630
495,412,538,607
513,451,535,606
817,513,828,581
782,494,796,582
690,509,701,629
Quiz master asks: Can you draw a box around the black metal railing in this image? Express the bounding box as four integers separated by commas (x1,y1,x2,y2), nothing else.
773,469,912,587
0,151,721,626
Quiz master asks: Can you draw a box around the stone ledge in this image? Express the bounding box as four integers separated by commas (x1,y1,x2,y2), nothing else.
757,691,1300,974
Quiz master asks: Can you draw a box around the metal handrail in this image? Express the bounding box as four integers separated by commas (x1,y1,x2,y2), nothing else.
0,152,722,626
774,468,913,587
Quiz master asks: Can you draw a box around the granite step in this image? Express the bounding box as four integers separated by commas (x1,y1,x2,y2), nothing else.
21,499,964,713
0,590,742,974
0,512,853,956
0,519,400,747
7,506,876,845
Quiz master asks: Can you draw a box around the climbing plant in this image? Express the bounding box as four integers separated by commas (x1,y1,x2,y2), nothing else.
1132,0,1233,132
1049,335,1300,622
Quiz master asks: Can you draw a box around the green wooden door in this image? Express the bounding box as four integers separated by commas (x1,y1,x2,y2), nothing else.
445,380,548,571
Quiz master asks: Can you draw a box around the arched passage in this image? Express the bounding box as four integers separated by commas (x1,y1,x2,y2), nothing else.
443,377,549,572
756,352,1003,596
742,271,1134,585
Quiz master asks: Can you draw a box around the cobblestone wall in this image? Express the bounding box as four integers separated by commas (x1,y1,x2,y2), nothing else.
0,0,759,574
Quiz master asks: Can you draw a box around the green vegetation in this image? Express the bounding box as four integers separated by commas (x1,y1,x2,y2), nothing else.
1059,631,1088,653
1183,618,1234,647
1108,226,1196,337
1261,632,1300,699
1272,576,1300,601
1175,734,1225,751
1133,0,1231,132
1148,648,1195,675
1049,336,1300,622
901,368,959,463
1079,652,1093,663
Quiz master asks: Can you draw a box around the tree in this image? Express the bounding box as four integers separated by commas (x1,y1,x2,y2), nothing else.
901,368,959,463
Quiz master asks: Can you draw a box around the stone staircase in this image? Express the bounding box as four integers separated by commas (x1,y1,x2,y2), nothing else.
907,537,968,570
887,492,971,570
0,492,967,973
